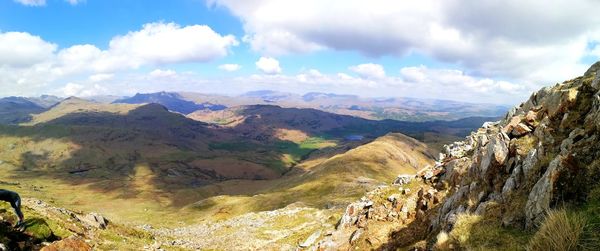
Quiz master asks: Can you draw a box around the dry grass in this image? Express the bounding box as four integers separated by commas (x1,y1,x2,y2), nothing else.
528,209,589,251
443,213,530,251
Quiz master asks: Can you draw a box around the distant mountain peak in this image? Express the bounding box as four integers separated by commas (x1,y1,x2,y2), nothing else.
113,91,226,114
302,92,358,101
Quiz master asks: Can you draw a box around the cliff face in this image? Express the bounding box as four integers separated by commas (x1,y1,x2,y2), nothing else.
320,62,600,250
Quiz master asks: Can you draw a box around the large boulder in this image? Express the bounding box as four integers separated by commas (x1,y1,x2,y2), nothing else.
77,213,109,229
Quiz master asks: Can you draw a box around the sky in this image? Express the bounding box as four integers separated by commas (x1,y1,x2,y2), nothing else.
1,0,599,104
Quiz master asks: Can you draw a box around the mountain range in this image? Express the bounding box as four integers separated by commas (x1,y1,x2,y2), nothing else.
6,61,599,250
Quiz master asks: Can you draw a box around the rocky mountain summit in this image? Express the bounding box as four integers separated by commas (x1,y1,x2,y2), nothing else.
312,62,600,250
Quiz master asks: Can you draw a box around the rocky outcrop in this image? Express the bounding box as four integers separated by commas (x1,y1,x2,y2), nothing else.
317,166,446,250
324,62,600,250
422,62,600,244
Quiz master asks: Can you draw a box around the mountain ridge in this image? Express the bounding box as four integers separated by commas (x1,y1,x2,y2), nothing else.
113,91,226,114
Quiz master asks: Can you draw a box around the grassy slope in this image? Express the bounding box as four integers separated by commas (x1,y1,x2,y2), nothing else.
0,99,438,229
187,133,436,220
0,132,435,228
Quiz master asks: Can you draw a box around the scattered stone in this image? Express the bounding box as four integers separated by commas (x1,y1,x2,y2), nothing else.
349,229,363,245
387,195,397,203
393,174,413,185
299,230,321,248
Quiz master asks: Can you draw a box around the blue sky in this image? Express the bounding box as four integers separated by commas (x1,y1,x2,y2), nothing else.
1,0,599,104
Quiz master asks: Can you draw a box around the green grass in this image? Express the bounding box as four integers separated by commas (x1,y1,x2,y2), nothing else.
209,137,338,172
208,141,260,152
23,217,55,241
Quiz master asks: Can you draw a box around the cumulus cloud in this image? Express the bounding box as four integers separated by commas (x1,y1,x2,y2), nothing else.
108,22,238,67
349,63,386,79
61,82,107,97
0,32,57,67
15,0,85,6
6,22,238,74
13,0,45,6
399,65,525,95
88,73,114,82
65,0,84,5
255,57,282,74
0,22,238,96
218,63,242,72
209,0,600,85
149,69,177,78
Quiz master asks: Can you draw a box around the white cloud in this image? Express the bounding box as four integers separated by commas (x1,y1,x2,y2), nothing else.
108,22,238,67
218,63,242,72
60,82,106,97
13,0,46,6
398,65,526,102
349,63,386,79
210,0,600,86
591,44,600,57
45,22,238,74
0,22,239,96
255,57,282,74
89,73,114,82
220,65,525,103
65,0,84,5
14,0,85,6
149,69,177,78
0,32,57,67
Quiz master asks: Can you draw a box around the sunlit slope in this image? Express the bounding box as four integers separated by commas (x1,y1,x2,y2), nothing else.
23,97,140,125
188,133,436,220
0,98,437,226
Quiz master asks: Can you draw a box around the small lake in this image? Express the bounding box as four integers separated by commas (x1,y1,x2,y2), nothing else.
345,135,364,141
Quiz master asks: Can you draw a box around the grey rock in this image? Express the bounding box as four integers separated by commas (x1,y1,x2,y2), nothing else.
392,174,413,185
521,149,538,180
78,212,109,229
299,230,321,248
525,156,562,228
349,229,363,245
338,202,366,228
